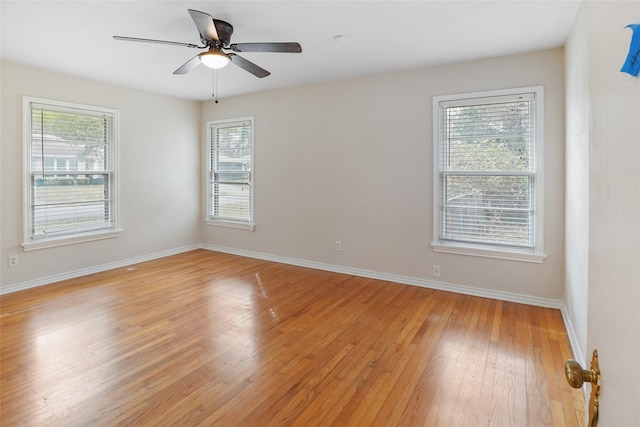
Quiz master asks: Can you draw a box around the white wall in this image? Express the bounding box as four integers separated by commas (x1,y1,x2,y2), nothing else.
201,48,566,300
0,61,201,290
564,4,590,364
565,1,640,425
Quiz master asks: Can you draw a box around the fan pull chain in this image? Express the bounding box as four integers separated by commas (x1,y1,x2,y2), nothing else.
212,70,219,103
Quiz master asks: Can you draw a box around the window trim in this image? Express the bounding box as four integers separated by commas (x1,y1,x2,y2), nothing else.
431,86,546,263
22,97,121,251
205,116,255,231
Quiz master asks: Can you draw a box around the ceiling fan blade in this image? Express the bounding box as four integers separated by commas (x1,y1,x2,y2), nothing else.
229,53,270,78
229,42,302,53
188,9,219,42
173,54,202,75
113,36,201,49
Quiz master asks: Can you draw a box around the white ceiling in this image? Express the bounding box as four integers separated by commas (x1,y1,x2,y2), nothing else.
1,1,581,101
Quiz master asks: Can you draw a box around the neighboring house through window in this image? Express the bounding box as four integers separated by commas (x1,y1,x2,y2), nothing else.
432,86,545,263
206,117,254,230
23,97,120,250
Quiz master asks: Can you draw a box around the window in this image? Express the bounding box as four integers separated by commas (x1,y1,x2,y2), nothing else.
23,97,119,250
206,117,254,230
432,86,545,262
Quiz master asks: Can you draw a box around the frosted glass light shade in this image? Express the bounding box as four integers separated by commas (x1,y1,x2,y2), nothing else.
200,50,230,69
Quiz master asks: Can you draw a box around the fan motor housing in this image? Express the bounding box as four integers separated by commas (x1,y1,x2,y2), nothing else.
213,19,234,47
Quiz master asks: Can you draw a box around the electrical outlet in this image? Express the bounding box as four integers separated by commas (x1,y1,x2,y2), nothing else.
335,241,341,251
432,264,440,278
8,255,18,268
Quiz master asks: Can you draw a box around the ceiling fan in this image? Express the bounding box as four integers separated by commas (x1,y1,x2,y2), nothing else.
113,9,302,78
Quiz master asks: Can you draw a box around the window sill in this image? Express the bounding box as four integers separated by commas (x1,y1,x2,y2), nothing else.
22,230,122,251
206,219,255,231
431,241,546,263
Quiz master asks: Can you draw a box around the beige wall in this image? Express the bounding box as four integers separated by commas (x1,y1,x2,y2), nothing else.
565,1,640,424
201,48,566,300
0,61,202,289
1,49,566,302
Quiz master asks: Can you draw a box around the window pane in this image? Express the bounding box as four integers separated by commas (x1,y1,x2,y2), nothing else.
31,109,111,170
32,175,111,238
211,182,250,221
215,126,251,149
441,175,533,247
443,100,533,172
31,138,107,173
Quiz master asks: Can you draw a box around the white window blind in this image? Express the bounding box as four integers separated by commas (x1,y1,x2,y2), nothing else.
433,87,544,260
24,98,118,245
207,118,253,227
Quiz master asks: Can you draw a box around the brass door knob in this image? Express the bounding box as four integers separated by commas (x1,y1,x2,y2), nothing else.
565,358,599,388
565,349,600,427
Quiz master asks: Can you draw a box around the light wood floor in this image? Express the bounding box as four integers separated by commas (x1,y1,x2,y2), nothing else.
1,250,584,426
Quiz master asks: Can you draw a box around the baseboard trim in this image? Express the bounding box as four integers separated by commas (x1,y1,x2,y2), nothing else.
0,245,199,295
199,244,564,310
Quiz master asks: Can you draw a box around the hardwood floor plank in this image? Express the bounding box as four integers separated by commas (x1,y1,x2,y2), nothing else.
0,250,584,426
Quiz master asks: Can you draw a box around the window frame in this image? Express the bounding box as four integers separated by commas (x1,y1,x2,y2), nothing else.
22,97,121,251
205,117,255,231
431,86,546,263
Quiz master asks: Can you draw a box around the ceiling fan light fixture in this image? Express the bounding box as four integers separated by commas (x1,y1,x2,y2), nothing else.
200,49,230,69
